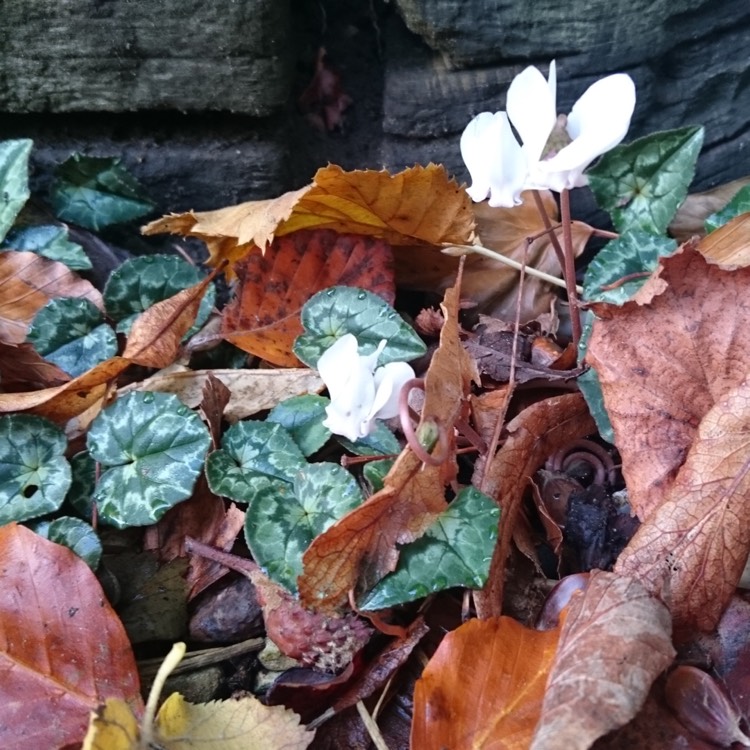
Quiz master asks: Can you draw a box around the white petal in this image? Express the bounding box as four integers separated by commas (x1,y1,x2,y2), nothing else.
507,63,557,163
316,334,361,400
487,113,528,207
323,404,368,442
461,112,504,202
370,361,416,421
322,365,377,442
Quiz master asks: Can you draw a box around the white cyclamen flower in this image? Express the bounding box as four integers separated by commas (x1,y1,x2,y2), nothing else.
317,333,415,442
460,61,636,204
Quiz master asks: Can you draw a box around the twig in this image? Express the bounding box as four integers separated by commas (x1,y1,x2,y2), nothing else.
356,701,391,750
559,188,582,347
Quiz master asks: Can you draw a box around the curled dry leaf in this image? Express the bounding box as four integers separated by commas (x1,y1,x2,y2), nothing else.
615,378,750,632
586,245,750,520
143,163,475,270
530,571,675,750
0,341,70,390
0,250,103,344
697,212,750,270
221,229,395,366
412,616,561,750
298,281,477,613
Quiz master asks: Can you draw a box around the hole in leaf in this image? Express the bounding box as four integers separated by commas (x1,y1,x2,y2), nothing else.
23,484,38,498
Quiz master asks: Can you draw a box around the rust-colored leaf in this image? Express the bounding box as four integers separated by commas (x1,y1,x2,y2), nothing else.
616,378,750,632
697,212,750,270
531,571,675,749
412,616,561,750
586,245,750,520
0,524,142,750
298,281,476,613
221,229,395,366
477,392,596,617
0,251,103,344
0,341,70,390
143,164,474,269
199,371,232,447
123,273,216,368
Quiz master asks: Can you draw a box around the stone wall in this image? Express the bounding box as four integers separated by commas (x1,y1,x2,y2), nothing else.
1,0,748,221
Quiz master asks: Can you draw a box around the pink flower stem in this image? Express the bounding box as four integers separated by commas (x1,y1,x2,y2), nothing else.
560,188,582,348
531,190,566,272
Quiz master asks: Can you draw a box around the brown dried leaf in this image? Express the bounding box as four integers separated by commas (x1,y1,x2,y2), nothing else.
298,281,476,613
586,245,750,520
0,341,70,390
531,571,675,750
0,250,103,344
615,378,750,632
698,212,750,270
412,616,561,750
143,164,474,269
199,372,232,447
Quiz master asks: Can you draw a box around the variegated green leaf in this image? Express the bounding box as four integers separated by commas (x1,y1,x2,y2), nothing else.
103,254,215,335
358,487,499,610
66,451,96,520
705,184,750,232
32,516,102,569
0,415,71,525
0,139,32,243
267,394,331,457
245,462,364,592
337,419,401,456
86,392,210,528
293,286,426,367
26,297,117,377
3,224,91,270
205,421,306,503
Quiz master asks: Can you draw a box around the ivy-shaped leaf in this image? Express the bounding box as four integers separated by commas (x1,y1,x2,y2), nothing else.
50,154,155,231
3,224,91,270
267,395,331,457
86,392,210,528
26,297,117,377
337,419,401,457
205,421,306,504
588,126,704,235
104,254,215,336
293,286,426,367
0,139,32,243
358,487,499,610
0,414,71,525
705,184,750,233
583,231,677,305
577,312,614,444
66,450,96,520
245,462,364,592
32,516,102,569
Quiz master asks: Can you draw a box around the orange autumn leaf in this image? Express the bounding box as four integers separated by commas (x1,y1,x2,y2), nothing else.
221,228,395,366
0,251,103,344
143,164,475,270
697,212,750,270
298,280,478,613
412,616,561,750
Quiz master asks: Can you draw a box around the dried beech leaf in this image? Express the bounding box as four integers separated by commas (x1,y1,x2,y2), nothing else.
616,378,750,632
531,571,675,750
587,245,750,519
698,213,750,270
0,250,103,344
221,229,395,366
298,281,476,613
0,341,70,389
412,616,561,750
144,164,474,269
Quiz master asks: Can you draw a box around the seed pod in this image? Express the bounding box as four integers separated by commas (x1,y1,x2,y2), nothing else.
665,665,750,747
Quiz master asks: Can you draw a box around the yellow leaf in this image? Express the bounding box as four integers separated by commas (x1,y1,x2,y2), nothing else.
82,698,141,750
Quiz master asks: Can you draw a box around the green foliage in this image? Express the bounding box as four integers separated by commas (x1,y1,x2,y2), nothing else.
103,254,215,335
245,462,364,592
0,139,32,243
66,451,96,520
337,419,401,457
577,313,614,444
0,415,71,525
267,395,331,457
3,225,91,270
588,126,704,235
205,421,306,504
293,286,426,367
358,487,499,610
50,154,155,231
705,184,750,232
583,231,677,305
32,516,102,570
86,392,211,528
26,297,117,377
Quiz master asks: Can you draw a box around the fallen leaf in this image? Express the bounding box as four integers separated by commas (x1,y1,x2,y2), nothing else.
199,371,232,447
412,616,561,750
143,164,474,269
586,245,750,520
221,229,395,366
616,378,750,632
697,212,750,270
0,524,142,750
476,392,596,617
531,571,675,749
298,280,476,613
120,366,323,422
0,250,103,343
0,341,70,390
299,47,352,132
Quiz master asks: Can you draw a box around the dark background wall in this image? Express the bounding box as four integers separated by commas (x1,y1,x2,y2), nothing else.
1,0,748,222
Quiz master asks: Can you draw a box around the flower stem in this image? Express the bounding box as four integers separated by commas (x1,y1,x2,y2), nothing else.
560,188,582,347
